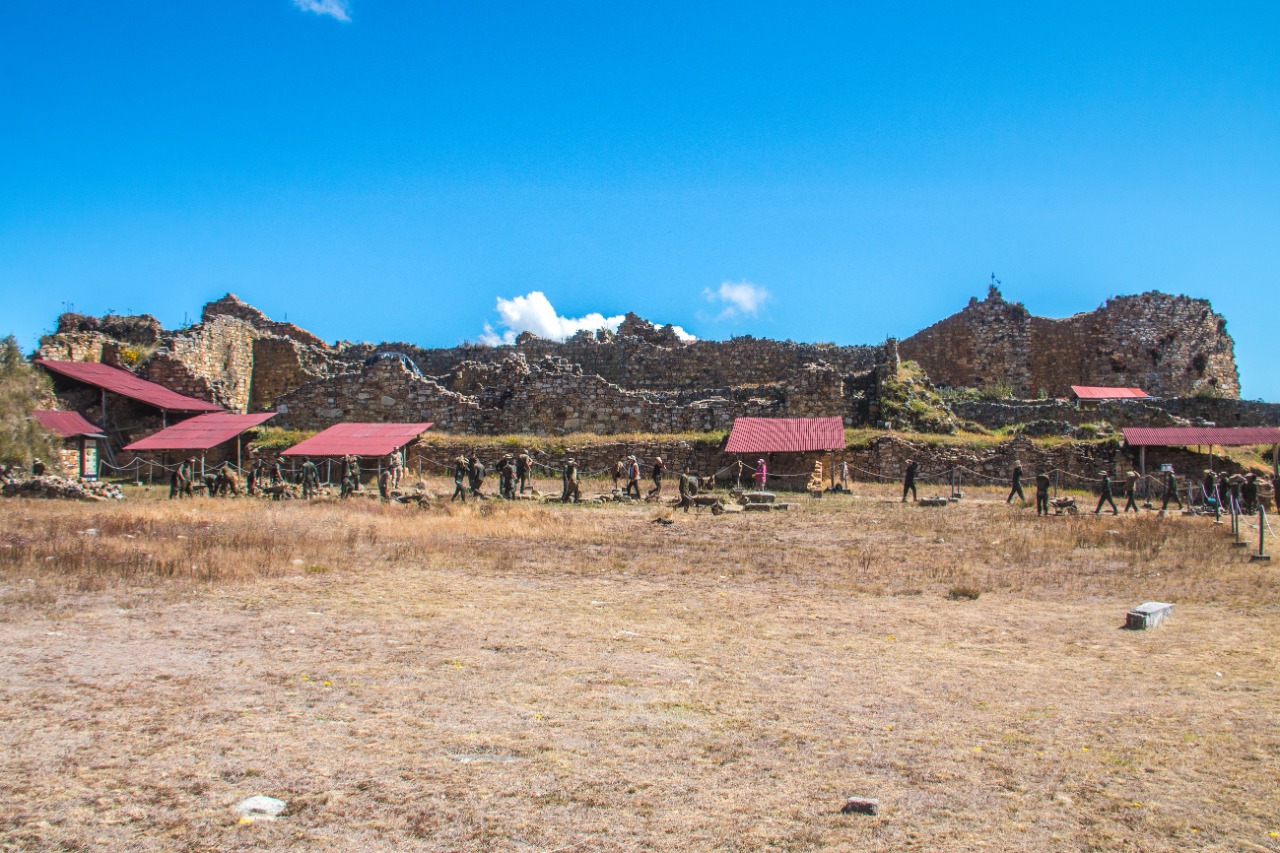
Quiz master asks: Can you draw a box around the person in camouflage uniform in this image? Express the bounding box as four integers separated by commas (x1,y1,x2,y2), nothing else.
1094,471,1118,515
498,455,516,500
1122,470,1140,513
468,455,486,498
169,461,187,500
271,457,285,486
1241,473,1259,515
300,457,320,499
516,450,533,494
1034,471,1051,516
451,455,469,502
1007,460,1025,504
216,467,241,496
378,468,391,501
1161,466,1182,512
246,458,263,495
341,455,361,492
561,458,581,503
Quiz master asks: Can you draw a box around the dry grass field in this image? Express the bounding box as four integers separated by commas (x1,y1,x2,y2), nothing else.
2,478,1279,852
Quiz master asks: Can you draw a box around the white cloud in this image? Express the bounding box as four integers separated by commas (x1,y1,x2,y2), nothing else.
477,291,696,345
292,0,351,22
702,280,770,320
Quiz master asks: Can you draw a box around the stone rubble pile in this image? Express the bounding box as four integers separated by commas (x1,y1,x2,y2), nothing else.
1,474,126,502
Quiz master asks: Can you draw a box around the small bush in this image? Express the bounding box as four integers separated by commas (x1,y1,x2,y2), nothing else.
947,585,982,601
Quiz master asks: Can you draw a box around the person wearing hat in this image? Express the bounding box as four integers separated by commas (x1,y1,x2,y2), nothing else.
901,459,918,503
1226,474,1244,512
31,457,45,477
1161,465,1182,512
1241,472,1259,515
450,455,469,502
1006,460,1025,505
516,449,533,494
625,455,641,499
468,455,486,498
1122,470,1140,513
561,457,581,503
498,454,516,500
1094,470,1118,515
647,456,666,499
299,456,320,499
183,457,198,498
754,458,768,491
168,459,188,500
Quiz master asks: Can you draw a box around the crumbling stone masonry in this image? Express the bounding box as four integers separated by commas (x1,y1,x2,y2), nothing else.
900,287,1239,399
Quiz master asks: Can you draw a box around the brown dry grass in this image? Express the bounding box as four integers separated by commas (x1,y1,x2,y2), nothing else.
2,481,1279,851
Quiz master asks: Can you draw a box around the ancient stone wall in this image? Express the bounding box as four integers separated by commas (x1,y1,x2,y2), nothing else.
140,316,257,411
901,288,1239,398
953,396,1280,430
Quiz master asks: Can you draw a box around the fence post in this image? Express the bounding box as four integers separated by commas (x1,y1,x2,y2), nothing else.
1252,507,1271,562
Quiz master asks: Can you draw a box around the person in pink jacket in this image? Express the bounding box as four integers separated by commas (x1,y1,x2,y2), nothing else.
753,458,768,490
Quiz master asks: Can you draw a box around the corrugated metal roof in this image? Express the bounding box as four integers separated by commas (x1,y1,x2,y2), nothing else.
34,360,223,412
724,417,846,454
124,412,277,451
31,410,106,439
281,422,433,457
1071,385,1150,400
1122,426,1280,447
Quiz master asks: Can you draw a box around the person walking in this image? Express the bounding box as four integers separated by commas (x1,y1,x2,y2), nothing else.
902,460,918,503
1007,460,1025,504
1094,470,1118,515
647,456,666,499
300,457,320,499
753,458,768,491
677,464,698,512
1122,470,1140,513
451,455,469,502
468,455,486,498
1161,466,1182,512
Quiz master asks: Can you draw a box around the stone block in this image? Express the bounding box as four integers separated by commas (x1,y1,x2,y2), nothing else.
840,797,879,816
1125,601,1173,630
744,491,776,504
743,503,772,512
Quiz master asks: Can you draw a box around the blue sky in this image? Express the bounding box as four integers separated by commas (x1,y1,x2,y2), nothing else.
2,2,1277,398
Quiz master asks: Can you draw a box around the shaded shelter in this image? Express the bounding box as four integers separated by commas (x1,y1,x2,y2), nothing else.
124,412,276,477
724,417,846,489
281,422,433,483
1121,426,1280,483
31,410,107,479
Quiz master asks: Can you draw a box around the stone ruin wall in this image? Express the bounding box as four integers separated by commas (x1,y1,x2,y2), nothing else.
901,288,1240,399
33,291,1256,440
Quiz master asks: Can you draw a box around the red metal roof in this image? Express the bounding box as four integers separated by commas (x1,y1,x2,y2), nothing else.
124,412,277,451
725,417,846,454
281,422,433,457
1072,385,1150,400
31,410,106,439
34,360,223,412
1122,426,1280,447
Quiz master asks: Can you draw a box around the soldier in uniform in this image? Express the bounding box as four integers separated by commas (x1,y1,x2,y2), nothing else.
202,471,219,497
1201,469,1217,508
734,459,745,490
271,456,285,486
1122,470,1140,513
561,458,581,503
169,461,187,500
1094,470,1118,515
498,454,516,500
341,455,361,492
1007,460,1025,504
648,456,666,499
1241,473,1259,515
388,449,404,490
246,458,262,495
1034,470,1051,516
31,458,45,476
216,467,241,496
677,464,698,512
1161,466,1182,512
516,450,533,494
182,458,196,498
340,469,357,499
468,455,486,498
451,455,469,502
902,459,918,503
300,456,320,499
